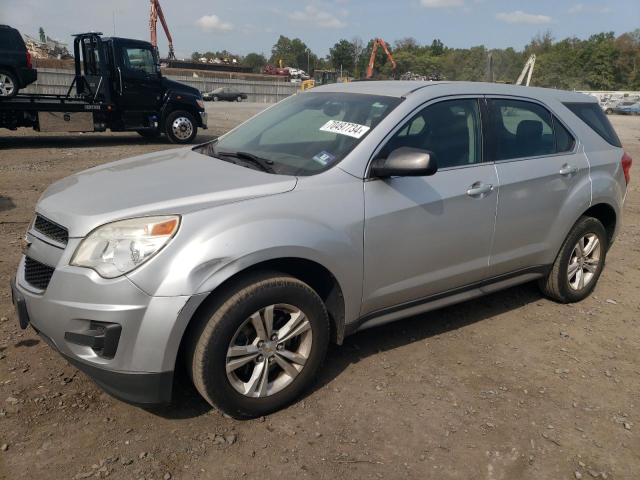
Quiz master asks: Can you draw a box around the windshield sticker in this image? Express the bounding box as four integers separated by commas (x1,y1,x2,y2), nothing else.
319,120,370,139
312,151,336,166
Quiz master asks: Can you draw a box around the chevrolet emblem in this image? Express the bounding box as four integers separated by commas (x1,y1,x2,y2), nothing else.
21,238,31,255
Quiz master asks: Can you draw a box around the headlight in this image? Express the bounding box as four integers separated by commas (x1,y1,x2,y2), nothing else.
196,99,205,109
71,216,180,278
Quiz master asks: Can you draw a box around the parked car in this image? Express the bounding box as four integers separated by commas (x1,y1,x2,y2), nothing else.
203,87,248,102
604,100,635,114
612,102,640,115
0,25,37,98
12,81,632,418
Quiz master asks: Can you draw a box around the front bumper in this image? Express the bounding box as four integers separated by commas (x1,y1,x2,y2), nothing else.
12,247,193,404
199,111,208,128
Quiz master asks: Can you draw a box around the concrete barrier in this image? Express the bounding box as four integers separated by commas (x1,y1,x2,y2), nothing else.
22,68,298,103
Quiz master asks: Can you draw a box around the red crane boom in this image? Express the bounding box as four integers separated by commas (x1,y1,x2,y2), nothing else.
150,0,175,59
366,38,396,79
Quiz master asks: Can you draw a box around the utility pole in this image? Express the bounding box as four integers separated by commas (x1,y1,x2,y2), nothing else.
306,48,310,73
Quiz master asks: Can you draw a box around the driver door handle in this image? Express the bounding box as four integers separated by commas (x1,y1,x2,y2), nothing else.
466,182,493,197
559,164,578,176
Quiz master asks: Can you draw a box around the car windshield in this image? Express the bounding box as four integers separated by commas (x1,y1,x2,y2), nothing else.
195,92,401,176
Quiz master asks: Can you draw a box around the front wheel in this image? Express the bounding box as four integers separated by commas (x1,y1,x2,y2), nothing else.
164,110,197,144
538,216,608,303
187,273,330,419
236,96,242,102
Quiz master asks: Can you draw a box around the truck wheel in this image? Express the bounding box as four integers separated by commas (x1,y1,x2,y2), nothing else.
165,110,197,144
136,129,162,139
0,70,18,98
213,96,219,102
186,272,330,419
538,216,607,303
236,96,242,102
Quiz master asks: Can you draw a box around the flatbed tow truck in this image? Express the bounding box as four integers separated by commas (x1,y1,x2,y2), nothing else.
0,32,207,144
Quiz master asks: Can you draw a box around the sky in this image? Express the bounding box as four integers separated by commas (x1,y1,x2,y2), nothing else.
1,0,638,59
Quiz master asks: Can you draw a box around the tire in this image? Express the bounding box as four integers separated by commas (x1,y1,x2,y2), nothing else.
187,272,330,419
538,216,608,303
213,96,219,102
136,129,162,139
164,110,197,144
236,96,242,102
605,108,613,115
0,69,19,98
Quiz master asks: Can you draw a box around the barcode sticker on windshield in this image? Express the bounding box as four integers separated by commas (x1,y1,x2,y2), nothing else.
319,120,370,139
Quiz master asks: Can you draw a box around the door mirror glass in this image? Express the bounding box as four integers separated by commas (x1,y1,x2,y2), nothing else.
371,147,437,178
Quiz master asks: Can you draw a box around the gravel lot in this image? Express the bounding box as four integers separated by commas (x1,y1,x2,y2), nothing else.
0,104,639,480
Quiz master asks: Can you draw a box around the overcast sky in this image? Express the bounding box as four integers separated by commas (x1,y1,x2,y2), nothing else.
2,0,638,59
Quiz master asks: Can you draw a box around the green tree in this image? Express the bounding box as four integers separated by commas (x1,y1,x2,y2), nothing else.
243,52,267,73
329,39,356,74
269,35,316,70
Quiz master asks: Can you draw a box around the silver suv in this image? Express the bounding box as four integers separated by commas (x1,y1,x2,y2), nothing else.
11,81,632,418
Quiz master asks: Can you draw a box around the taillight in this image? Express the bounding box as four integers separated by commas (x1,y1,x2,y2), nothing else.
26,50,32,69
622,151,632,185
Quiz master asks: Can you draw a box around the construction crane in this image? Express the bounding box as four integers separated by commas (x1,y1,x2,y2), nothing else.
516,54,536,86
149,0,175,60
366,38,397,79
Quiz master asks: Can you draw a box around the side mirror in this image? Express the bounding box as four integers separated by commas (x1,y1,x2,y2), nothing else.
371,147,437,178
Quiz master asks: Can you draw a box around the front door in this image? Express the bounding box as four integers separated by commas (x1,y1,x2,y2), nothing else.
362,98,498,316
116,43,163,115
485,97,590,276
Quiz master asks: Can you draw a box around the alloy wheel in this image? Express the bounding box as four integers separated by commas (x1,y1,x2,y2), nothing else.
567,233,601,291
171,117,193,140
0,74,15,97
225,304,312,398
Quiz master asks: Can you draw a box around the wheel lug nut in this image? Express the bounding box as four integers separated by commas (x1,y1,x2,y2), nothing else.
276,343,284,351
271,334,278,341
257,355,264,363
257,341,264,348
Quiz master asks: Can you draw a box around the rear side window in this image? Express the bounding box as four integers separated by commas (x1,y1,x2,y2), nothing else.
0,29,16,49
563,102,622,148
488,99,555,160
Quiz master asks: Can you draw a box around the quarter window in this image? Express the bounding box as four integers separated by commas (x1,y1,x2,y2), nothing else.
554,118,576,152
381,99,482,169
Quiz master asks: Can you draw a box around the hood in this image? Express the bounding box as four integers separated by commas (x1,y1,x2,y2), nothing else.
162,77,201,98
37,148,297,237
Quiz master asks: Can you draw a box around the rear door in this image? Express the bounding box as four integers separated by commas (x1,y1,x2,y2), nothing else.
362,97,498,316
486,97,590,276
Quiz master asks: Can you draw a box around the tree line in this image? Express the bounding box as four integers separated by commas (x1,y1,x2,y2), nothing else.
193,30,640,90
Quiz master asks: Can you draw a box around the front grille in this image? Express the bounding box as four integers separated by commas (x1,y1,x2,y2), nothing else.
34,214,68,245
24,257,55,290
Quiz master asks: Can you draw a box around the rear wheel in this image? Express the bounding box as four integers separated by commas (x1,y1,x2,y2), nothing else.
187,273,330,419
165,110,197,144
0,70,18,98
237,96,242,102
538,216,608,303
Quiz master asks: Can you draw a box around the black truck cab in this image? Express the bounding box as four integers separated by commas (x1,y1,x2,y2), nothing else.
0,31,206,143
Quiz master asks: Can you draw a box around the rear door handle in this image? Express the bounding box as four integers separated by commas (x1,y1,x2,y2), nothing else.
466,182,493,197
559,164,578,176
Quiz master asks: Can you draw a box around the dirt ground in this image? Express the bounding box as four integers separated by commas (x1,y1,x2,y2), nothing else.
0,104,638,480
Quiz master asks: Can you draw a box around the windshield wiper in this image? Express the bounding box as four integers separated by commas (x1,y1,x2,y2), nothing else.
215,150,276,173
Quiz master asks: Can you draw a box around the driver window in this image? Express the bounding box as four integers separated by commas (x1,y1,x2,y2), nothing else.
381,98,482,169
121,47,157,75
